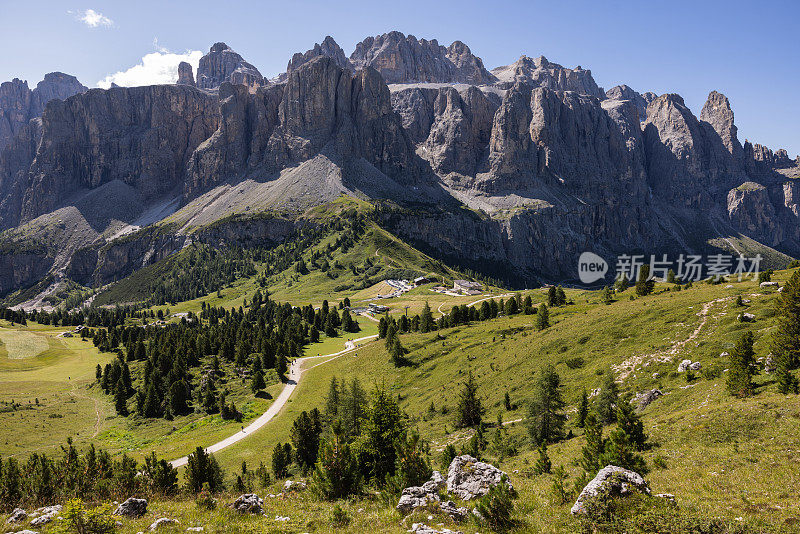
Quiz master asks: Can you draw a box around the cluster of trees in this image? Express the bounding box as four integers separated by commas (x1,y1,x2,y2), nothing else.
0,439,178,509
92,291,359,420
724,270,800,397
269,380,431,500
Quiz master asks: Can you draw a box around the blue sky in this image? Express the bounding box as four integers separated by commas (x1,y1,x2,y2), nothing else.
1,0,797,156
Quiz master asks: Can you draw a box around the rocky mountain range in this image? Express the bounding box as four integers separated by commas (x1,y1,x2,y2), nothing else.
0,32,797,301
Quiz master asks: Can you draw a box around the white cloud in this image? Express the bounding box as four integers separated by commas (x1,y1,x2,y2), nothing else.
97,49,203,89
72,9,114,28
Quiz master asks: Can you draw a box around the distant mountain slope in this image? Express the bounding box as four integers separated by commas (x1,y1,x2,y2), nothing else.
0,32,797,303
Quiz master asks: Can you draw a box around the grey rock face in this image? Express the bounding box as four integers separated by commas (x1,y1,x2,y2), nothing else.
196,42,264,91
0,73,86,151
17,84,219,223
492,55,604,97
114,497,148,518
149,518,179,531
286,36,352,77
350,32,495,85
571,465,650,515
177,61,195,86
727,182,782,245
605,84,656,122
446,455,511,500
700,90,743,162
439,500,469,521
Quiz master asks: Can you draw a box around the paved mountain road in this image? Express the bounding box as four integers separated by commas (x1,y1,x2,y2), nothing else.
170,333,377,467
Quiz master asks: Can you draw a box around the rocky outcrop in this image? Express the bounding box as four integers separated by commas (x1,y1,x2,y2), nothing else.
492,55,604,97
727,182,781,244
446,455,511,500
187,56,419,198
196,42,264,91
114,497,148,518
229,493,263,514
12,84,219,224
605,84,656,122
643,93,744,207
6,508,27,523
177,61,195,86
700,90,743,163
0,73,86,151
571,466,650,515
286,36,352,77
350,32,496,85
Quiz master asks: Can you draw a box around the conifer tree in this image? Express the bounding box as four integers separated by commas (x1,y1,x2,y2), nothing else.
596,374,619,424
526,364,567,445
577,388,589,428
325,376,340,416
534,443,552,474
310,421,361,500
616,273,630,292
580,412,605,475
114,378,128,416
250,370,266,394
420,301,435,333
535,304,550,330
636,265,655,296
773,271,800,394
727,331,757,397
455,370,485,428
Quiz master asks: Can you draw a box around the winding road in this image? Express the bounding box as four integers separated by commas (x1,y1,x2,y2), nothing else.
169,333,377,467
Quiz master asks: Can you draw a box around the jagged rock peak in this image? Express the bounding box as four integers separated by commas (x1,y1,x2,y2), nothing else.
605,84,656,121
177,61,195,86
350,31,496,85
700,90,742,157
0,72,87,151
491,55,604,98
287,36,352,76
196,42,264,91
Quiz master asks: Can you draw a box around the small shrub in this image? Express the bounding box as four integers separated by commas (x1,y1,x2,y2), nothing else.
473,476,516,531
653,455,668,470
330,504,351,527
195,482,217,510
60,499,116,534
565,356,585,369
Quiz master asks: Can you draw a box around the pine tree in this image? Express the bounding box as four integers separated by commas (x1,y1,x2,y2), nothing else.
114,378,128,416
271,442,291,479
580,412,605,475
616,273,630,292
526,364,566,445
601,286,613,305
615,398,648,451
360,387,405,482
310,422,361,500
325,376,340,416
636,265,655,296
420,301,435,333
185,447,225,493
291,410,323,474
534,443,552,474
727,331,757,397
504,391,512,411
250,370,266,393
143,382,161,418
455,370,485,428
577,388,589,428
773,271,800,394
596,374,619,424
667,269,676,284
602,424,648,475
535,304,550,330
547,286,557,306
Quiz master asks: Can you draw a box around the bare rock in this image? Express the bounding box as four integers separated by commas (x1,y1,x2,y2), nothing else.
149,518,180,531
177,62,195,87
632,389,663,410
677,359,693,372
286,36,352,78
114,497,148,518
759,281,779,288
6,508,27,523
439,500,469,521
491,55,604,97
29,505,61,526
196,42,264,91
350,32,495,85
738,312,755,322
446,455,511,500
229,494,263,514
409,524,462,534
764,354,777,373
571,465,650,515
283,480,306,492
397,485,440,514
